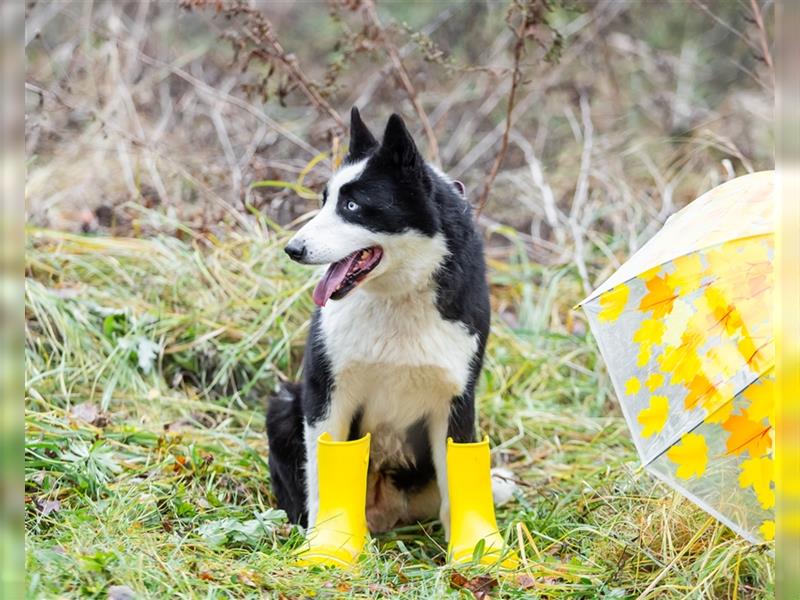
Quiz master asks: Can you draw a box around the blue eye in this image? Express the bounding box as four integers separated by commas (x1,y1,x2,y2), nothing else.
346,200,358,211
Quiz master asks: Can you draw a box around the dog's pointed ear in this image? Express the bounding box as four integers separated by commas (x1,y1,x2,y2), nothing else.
379,113,420,171
348,107,378,161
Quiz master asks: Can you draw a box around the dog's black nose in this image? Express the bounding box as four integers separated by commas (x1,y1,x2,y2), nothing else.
284,240,307,262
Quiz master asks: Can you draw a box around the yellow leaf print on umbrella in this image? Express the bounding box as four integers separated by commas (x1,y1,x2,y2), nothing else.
625,377,641,396
645,373,664,392
637,396,668,438
760,520,775,541
738,457,774,510
579,171,775,544
598,283,629,322
666,433,708,479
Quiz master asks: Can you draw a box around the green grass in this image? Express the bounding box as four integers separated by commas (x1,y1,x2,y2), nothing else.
25,222,773,599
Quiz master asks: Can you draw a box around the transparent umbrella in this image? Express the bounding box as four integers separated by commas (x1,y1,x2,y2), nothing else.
579,171,775,543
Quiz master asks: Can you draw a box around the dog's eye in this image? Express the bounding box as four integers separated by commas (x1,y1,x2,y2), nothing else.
346,200,359,211
321,189,328,206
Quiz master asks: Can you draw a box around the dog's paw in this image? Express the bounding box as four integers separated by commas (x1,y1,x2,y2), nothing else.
491,467,517,507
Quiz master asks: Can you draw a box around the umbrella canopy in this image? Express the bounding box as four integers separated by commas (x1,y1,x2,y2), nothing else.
580,171,775,544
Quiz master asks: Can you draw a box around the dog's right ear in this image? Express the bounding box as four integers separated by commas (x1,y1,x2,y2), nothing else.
378,113,421,173
348,107,378,161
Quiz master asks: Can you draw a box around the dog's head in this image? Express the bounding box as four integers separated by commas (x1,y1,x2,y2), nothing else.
285,108,448,307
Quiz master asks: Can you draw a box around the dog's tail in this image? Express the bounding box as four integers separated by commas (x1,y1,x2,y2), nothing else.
266,383,308,526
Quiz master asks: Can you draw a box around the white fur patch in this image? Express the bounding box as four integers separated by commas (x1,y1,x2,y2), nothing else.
287,159,371,265
491,467,517,507
320,233,478,425
303,420,326,528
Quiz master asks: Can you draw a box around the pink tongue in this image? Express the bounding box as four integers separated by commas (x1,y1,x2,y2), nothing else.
312,252,358,307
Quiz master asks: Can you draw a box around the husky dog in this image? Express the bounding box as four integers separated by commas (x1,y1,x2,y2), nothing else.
267,108,490,536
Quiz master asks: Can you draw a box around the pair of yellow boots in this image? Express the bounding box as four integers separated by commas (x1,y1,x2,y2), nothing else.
296,433,517,569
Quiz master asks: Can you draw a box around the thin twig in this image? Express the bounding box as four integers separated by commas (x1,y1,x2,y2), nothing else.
474,15,526,216
748,0,773,80
569,95,593,295
233,2,347,132
688,0,758,51
362,0,441,166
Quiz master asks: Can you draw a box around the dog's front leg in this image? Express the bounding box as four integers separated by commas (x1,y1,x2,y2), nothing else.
303,403,353,529
428,409,452,541
430,393,477,541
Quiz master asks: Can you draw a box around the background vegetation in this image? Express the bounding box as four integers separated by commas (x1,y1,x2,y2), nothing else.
25,0,774,597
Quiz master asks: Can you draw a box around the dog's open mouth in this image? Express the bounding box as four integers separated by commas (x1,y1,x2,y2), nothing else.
312,246,383,307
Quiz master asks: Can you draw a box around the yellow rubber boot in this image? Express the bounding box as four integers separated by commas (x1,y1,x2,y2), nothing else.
446,437,518,568
295,432,371,568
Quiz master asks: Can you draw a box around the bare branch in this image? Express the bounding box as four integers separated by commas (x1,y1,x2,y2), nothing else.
361,0,441,166
474,19,525,216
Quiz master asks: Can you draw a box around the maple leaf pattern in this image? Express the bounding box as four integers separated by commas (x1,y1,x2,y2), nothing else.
632,319,665,346
722,413,772,458
625,377,641,396
666,433,708,479
738,457,774,510
637,396,668,438
760,520,775,541
591,226,774,542
684,374,715,410
598,284,630,322
638,274,676,318
645,372,664,392
743,376,775,426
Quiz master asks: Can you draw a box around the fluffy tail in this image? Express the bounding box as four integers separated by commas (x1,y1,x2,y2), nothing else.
266,383,308,526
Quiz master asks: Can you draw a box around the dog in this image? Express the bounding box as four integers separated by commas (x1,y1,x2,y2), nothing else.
267,108,490,537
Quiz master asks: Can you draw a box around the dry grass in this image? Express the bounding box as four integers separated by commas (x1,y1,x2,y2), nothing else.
25,1,774,598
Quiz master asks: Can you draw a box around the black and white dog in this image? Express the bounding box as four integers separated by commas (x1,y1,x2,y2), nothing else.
267,108,490,537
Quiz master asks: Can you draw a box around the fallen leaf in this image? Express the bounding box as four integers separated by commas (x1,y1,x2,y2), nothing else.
39,499,61,516
465,575,498,598
451,573,497,598
108,585,136,600
70,402,99,423
450,572,469,589
516,574,536,589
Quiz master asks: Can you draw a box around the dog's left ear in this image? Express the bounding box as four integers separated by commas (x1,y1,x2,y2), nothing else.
378,113,421,172
348,106,378,161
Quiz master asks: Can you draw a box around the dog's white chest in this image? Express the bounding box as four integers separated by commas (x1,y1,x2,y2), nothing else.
319,289,478,427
